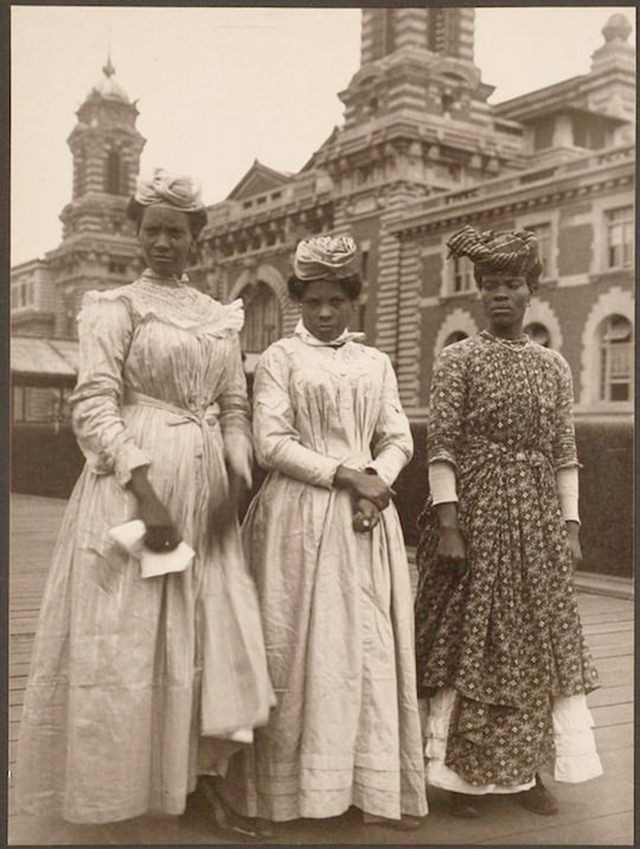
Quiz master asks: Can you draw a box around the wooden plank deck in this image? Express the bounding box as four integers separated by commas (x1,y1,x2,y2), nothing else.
8,494,634,846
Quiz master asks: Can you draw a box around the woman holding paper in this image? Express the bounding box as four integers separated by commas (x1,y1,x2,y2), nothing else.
15,169,274,831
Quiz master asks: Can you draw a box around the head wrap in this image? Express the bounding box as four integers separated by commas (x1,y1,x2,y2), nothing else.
134,167,204,212
446,224,542,288
294,235,358,281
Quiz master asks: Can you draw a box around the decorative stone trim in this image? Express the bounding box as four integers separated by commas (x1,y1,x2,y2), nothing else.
579,285,634,406
524,296,563,352
432,307,479,359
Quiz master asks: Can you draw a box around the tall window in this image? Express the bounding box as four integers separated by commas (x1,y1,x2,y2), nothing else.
105,150,122,195
599,314,632,402
241,282,282,354
524,322,551,348
606,207,633,269
361,248,369,281
450,257,474,294
382,9,396,54
13,281,35,308
524,223,552,279
356,303,367,332
532,120,554,151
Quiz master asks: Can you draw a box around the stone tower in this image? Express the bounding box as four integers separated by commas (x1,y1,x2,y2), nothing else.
304,8,525,406
48,58,146,337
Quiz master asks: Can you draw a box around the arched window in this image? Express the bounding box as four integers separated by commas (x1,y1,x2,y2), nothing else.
599,314,633,402
524,322,551,348
240,282,282,354
444,331,468,347
105,149,122,195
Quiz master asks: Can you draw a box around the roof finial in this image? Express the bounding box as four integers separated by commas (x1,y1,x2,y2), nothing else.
103,25,115,78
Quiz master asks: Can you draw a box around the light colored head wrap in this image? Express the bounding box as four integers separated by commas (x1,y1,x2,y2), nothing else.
446,224,542,290
294,235,358,281
134,167,204,212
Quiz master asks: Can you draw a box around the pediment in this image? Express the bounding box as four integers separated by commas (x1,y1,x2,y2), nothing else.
227,160,292,201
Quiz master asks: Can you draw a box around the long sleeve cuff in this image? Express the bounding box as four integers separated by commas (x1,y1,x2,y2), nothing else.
114,442,152,488
556,465,580,524
429,460,458,505
256,437,341,490
367,445,409,486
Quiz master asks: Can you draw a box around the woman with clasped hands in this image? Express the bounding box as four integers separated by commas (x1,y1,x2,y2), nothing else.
221,235,428,836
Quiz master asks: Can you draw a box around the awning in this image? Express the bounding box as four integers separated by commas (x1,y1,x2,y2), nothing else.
11,336,79,380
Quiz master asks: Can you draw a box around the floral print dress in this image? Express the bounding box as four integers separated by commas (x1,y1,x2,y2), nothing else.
414,331,600,789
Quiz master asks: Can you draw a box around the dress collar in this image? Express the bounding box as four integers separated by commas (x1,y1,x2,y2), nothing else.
480,329,530,350
141,268,189,288
294,319,365,348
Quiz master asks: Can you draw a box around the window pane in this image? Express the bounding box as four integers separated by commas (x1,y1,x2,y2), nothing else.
610,382,630,402
606,207,634,268
241,282,282,353
599,347,607,400
24,387,54,422
452,257,473,293
524,322,550,347
609,342,631,378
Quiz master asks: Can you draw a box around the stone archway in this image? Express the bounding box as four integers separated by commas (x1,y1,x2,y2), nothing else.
580,286,634,406
524,296,563,351
433,307,479,358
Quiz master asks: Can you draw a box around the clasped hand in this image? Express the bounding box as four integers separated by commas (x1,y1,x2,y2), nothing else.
334,466,393,511
352,497,381,533
333,466,393,534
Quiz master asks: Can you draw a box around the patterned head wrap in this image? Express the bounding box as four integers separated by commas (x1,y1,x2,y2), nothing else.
134,167,204,212
294,235,358,281
446,224,542,290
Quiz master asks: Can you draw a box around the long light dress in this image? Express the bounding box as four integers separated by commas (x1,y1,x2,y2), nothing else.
15,272,274,824
222,323,428,823
414,331,601,793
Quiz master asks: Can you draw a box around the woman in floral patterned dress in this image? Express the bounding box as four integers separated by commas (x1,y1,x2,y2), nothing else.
15,170,274,833
414,226,602,818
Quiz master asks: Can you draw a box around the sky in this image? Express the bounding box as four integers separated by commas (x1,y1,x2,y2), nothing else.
10,5,636,266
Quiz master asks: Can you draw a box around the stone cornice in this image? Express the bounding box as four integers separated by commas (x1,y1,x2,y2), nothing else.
494,66,635,123
391,145,634,236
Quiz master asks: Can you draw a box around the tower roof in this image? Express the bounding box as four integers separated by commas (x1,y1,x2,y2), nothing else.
89,56,130,103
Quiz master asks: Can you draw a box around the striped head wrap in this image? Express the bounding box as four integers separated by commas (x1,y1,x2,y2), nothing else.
294,235,358,281
134,168,204,212
446,224,543,290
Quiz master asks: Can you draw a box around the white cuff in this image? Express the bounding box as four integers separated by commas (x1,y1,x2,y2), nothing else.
556,466,580,523
429,460,458,505
367,445,409,486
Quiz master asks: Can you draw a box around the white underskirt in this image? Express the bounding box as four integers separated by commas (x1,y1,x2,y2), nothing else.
424,687,602,795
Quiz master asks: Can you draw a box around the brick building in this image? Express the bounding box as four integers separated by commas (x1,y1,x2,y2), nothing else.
11,9,635,426
189,8,635,421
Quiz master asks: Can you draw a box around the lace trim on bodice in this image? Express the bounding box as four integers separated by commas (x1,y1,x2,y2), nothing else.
81,275,244,336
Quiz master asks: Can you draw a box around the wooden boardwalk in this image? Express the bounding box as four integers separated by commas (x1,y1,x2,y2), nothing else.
8,494,634,846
